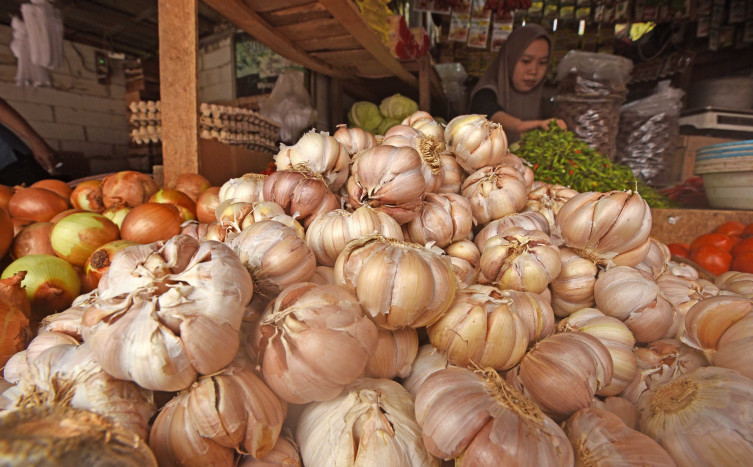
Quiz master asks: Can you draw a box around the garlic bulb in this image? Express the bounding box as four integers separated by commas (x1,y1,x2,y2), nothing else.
474,211,550,252
558,308,637,396
682,294,753,379
524,183,579,232
666,260,699,280
364,328,419,379
715,271,753,298
402,110,444,141
306,206,403,267
639,367,753,466
257,282,378,404
591,396,641,430
428,285,553,371
230,220,316,297
565,407,675,466
635,238,672,280
383,124,446,193
445,240,480,288
310,265,336,285
275,129,350,191
400,344,451,396
556,190,652,267
550,247,598,317
297,378,439,467
461,165,527,225
82,236,253,391
262,168,340,227
444,114,508,173
215,200,305,240
333,124,377,156
219,173,267,204
334,233,456,330
346,145,426,225
37,290,97,339
657,273,718,340
498,152,534,190
506,331,613,422
478,227,561,293
403,193,473,248
238,433,301,466
594,266,675,343
436,154,465,194
415,367,573,464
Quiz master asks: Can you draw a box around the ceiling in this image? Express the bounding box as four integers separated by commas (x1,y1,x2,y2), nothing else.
0,0,229,57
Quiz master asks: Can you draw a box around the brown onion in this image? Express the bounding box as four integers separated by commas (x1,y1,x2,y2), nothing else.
196,186,220,223
120,203,182,244
0,272,32,368
11,217,33,237
0,207,13,259
70,180,105,213
8,187,69,222
11,222,55,259
49,208,86,223
0,185,13,210
31,179,72,201
148,188,196,222
50,212,120,267
84,240,139,289
102,203,130,228
172,173,211,202
101,171,159,208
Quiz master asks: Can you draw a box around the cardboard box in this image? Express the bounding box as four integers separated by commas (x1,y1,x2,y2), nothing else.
198,138,274,186
650,207,753,244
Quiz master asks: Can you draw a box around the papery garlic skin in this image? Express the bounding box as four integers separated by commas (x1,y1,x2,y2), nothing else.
364,327,419,379
474,211,550,252
550,248,598,317
436,154,465,194
657,273,718,340
400,344,451,396
461,165,528,225
262,169,340,227
498,152,534,190
444,114,508,173
334,233,456,330
524,183,579,232
590,396,641,430
333,124,378,156
306,206,404,267
257,283,378,404
296,378,438,467
275,130,351,192
383,125,446,193
238,434,301,467
403,193,473,248
219,173,267,204
402,110,444,141
715,271,753,298
635,238,672,280
478,227,561,294
415,367,573,465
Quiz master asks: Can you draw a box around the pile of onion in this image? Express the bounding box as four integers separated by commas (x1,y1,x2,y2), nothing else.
8,187,69,222
120,203,182,244
50,212,120,267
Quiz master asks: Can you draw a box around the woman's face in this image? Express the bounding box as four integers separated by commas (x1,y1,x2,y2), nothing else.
511,38,550,93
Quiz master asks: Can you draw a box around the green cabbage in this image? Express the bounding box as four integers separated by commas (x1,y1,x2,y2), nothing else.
348,101,383,132
379,94,418,120
376,117,401,135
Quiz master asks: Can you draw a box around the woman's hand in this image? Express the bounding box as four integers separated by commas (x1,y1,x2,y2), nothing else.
518,119,567,133
30,141,61,175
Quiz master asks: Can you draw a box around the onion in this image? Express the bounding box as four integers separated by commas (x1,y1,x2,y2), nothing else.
0,271,32,368
196,186,220,223
0,207,13,259
0,185,13,210
50,212,120,267
49,208,86,223
76,265,95,293
101,171,159,208
8,187,69,222
70,180,105,213
11,218,33,237
31,179,73,201
120,203,182,244
148,188,196,222
172,173,211,203
11,222,55,259
84,239,139,289
1,254,81,322
102,204,131,228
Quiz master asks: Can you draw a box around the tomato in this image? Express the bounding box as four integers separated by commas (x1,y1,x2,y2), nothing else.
744,224,753,236
732,237,753,257
667,243,689,258
715,221,745,236
690,245,732,276
689,233,736,253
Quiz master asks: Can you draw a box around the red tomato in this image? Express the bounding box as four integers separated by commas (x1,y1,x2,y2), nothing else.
667,243,689,258
732,237,753,257
715,221,745,236
690,233,735,253
690,245,732,276
732,251,753,274
743,224,753,236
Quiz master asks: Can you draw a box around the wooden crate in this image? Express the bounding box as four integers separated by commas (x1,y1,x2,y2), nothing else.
667,135,738,186
198,139,274,186
650,208,753,244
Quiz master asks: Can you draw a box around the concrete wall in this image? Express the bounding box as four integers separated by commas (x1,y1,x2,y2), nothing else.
0,24,131,176
198,35,234,103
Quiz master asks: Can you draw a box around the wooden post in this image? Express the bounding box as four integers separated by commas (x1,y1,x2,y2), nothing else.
418,55,431,113
331,78,344,127
158,0,199,187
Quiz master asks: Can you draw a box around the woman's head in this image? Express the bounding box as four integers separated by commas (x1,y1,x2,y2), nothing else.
504,25,552,94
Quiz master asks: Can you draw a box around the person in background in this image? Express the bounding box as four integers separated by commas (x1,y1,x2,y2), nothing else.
469,24,566,143
0,97,61,185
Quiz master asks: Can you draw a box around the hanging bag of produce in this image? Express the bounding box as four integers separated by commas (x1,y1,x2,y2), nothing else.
259,69,317,144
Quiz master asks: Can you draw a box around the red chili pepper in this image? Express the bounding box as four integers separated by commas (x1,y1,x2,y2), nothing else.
574,150,581,154
604,163,611,168
568,159,576,165
533,163,539,170
568,169,574,175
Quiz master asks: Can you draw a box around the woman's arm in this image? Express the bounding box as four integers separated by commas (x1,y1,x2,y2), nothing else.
0,97,59,173
489,110,566,134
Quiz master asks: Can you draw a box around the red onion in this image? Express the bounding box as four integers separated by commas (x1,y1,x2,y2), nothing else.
101,171,159,208
196,186,220,224
70,180,105,213
148,188,196,222
11,222,55,259
8,187,69,222
50,212,121,267
31,179,73,202
173,173,211,202
120,203,182,244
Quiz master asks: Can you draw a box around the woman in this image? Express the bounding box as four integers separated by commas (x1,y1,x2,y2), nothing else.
469,24,565,142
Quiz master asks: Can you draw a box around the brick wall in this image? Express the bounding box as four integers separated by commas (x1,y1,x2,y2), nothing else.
199,36,235,103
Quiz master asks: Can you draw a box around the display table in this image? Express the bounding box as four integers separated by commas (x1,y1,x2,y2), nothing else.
650,208,753,244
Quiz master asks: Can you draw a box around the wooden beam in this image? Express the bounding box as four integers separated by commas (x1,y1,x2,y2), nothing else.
158,0,200,185
202,0,351,79
418,54,431,112
319,0,417,86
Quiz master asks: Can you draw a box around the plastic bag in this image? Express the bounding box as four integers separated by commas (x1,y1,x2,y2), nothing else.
21,0,64,70
435,63,468,115
556,51,633,97
616,81,685,186
259,70,317,144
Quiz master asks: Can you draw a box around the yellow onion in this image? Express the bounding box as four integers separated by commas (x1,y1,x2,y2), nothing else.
31,179,72,202
219,173,267,204
474,211,550,252
461,165,527,225
565,407,675,466
262,167,340,227
147,188,196,222
403,193,473,248
556,190,652,267
478,227,561,293
715,271,753,298
196,186,220,223
436,154,465,194
639,367,753,466
8,187,69,222
0,272,31,368
172,172,211,203
550,247,598,317
149,356,286,465
102,203,130,229
296,378,438,467
333,124,378,156
415,367,573,464
49,208,87,223
120,203,182,244
306,206,403,267
506,331,613,422
444,114,508,173
383,124,446,193
346,145,426,225
101,171,159,208
364,327,419,379
636,238,672,280
257,282,378,404
275,129,350,191
11,222,55,259
0,184,12,210
83,240,139,289
402,110,444,141
524,183,578,232
50,212,120,267
334,233,456,330
69,180,104,213
401,344,451,396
